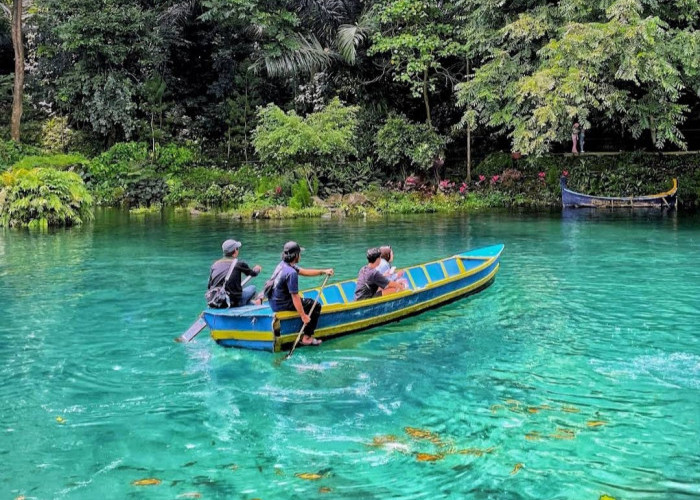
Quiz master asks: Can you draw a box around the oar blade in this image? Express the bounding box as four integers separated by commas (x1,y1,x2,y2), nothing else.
175,317,208,343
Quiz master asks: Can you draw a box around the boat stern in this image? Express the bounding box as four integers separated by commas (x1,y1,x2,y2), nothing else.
203,305,279,351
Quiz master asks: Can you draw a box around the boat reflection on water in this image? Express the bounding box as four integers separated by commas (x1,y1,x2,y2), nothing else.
561,206,679,223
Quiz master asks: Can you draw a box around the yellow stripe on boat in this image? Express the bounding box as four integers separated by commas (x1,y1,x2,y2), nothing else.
211,330,275,342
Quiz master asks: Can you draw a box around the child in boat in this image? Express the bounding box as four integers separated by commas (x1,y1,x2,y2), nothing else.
355,248,406,301
377,246,408,288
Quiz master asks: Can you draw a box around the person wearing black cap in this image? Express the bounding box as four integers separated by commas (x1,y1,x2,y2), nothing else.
354,247,406,301
207,239,262,307
268,241,334,346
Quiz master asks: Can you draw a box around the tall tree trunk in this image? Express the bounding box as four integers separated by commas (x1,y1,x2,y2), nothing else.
465,59,471,182
10,0,25,142
466,124,471,182
423,68,431,128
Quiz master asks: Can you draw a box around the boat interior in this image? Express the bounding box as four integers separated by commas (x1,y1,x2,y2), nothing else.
300,255,488,306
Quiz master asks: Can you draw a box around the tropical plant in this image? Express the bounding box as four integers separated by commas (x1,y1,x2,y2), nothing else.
456,0,700,154
375,114,447,178
0,166,93,227
253,97,358,174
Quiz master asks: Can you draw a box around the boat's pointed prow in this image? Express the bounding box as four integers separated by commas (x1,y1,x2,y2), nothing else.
459,244,504,259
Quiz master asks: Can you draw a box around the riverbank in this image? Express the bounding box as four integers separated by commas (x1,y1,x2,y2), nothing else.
2,141,699,227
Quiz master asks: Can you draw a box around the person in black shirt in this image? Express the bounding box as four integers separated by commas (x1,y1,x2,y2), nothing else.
354,247,406,301
207,239,262,307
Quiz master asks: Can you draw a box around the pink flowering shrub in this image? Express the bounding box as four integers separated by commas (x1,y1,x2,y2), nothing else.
438,179,455,193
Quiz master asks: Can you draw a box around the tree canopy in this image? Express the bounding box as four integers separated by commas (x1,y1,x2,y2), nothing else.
0,0,698,159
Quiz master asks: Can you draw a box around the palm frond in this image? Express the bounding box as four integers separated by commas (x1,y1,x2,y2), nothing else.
335,10,376,65
253,34,334,78
296,0,362,42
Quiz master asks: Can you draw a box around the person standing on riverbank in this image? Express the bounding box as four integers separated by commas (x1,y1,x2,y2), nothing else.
208,239,262,307
572,123,580,153
268,241,334,346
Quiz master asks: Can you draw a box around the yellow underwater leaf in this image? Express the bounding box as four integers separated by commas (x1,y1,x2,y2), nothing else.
561,406,580,413
131,478,161,486
600,495,616,500
404,427,443,445
415,452,444,462
527,407,540,414
510,463,523,475
295,473,323,480
368,435,399,446
455,447,495,456
525,431,542,441
56,416,65,424
319,487,332,493
587,420,607,427
550,428,576,440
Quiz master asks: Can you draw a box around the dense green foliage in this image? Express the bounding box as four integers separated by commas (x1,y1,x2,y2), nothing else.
0,167,93,228
1,0,699,223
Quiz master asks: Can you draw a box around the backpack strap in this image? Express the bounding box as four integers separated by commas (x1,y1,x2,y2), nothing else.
220,258,238,286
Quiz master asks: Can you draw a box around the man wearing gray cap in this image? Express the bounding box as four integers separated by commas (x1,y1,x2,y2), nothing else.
207,239,262,307
267,241,333,346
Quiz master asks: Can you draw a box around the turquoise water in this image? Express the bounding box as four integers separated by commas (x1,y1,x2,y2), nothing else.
1,209,699,499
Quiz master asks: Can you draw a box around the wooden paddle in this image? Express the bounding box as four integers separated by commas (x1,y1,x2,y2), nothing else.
283,273,331,361
175,275,254,343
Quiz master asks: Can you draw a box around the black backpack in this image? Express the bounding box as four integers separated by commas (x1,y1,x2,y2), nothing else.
205,259,237,308
260,263,284,301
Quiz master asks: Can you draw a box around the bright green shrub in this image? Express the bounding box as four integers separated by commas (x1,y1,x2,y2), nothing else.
41,116,75,152
179,167,240,189
253,97,358,172
12,154,89,171
289,178,312,209
375,115,446,175
89,142,150,185
0,140,42,171
0,168,93,228
155,143,197,172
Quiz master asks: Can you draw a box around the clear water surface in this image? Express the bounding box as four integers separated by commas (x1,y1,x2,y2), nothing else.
1,209,699,499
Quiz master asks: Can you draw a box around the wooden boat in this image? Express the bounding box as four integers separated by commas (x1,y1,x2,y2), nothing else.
202,244,504,352
561,176,677,208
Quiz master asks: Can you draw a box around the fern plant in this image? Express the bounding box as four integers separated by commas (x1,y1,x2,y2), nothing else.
0,167,94,228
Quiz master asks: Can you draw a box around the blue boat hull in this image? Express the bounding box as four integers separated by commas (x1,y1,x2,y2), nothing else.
561,177,677,208
202,244,504,352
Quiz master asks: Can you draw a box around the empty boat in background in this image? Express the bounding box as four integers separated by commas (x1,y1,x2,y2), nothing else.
561,177,677,208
